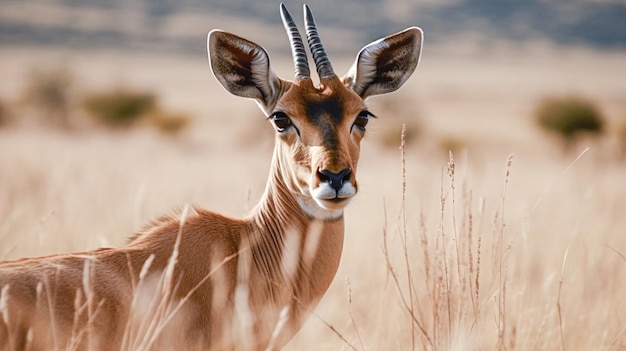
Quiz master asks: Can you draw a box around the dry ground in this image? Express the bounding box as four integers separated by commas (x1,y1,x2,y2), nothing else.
1,35,626,349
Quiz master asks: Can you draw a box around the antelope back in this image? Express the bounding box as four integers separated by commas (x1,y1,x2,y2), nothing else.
208,4,423,220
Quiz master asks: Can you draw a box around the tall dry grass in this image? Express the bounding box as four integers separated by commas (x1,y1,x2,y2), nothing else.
2,122,625,349
286,126,626,350
2,41,626,349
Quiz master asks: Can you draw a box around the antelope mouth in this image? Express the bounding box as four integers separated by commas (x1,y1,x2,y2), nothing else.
310,182,356,210
315,197,352,211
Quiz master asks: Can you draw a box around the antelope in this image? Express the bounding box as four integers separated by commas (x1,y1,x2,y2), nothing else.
0,4,422,350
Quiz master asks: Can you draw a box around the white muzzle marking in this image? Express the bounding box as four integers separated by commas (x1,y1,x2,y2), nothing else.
295,181,357,220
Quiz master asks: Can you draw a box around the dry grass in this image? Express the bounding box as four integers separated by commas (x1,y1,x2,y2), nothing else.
287,133,626,350
1,41,626,349
2,121,625,350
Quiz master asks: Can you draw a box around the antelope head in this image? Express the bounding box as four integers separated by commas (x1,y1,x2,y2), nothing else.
208,4,422,221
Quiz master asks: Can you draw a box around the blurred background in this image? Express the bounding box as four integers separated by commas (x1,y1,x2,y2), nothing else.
2,1,626,349
1,0,625,152
3,0,626,53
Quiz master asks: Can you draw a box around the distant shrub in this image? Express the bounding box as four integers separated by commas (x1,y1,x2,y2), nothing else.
536,96,604,147
22,67,74,127
438,136,465,156
147,108,191,135
379,123,420,149
82,89,156,128
374,96,421,149
0,99,8,126
82,88,192,134
619,121,626,159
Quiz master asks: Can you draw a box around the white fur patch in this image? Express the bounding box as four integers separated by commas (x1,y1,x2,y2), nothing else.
311,182,356,200
297,181,357,221
296,196,344,221
310,183,336,200
337,183,356,199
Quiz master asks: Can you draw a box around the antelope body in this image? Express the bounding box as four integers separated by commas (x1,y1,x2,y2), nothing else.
0,4,422,350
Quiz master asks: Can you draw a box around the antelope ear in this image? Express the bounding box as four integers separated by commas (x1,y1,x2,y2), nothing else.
208,30,283,112
343,27,423,99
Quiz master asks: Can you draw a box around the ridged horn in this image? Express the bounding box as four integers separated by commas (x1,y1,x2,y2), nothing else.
304,4,335,78
280,3,310,79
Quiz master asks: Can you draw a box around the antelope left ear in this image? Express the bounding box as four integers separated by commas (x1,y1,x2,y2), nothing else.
342,27,423,99
208,30,284,113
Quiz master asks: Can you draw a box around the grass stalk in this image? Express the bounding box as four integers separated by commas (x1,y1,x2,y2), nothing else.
557,247,569,351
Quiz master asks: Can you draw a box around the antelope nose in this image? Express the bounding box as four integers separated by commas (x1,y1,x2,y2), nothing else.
317,168,351,192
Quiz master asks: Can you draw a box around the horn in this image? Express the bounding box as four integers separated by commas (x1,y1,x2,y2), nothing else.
280,3,310,79
304,4,335,78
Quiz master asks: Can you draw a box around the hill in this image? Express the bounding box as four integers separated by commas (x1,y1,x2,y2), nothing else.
1,0,625,57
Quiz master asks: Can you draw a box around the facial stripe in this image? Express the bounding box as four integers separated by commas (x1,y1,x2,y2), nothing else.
318,118,339,150
304,95,344,124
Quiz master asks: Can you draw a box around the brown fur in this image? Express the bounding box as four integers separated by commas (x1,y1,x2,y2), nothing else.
1,188,343,350
1,8,421,350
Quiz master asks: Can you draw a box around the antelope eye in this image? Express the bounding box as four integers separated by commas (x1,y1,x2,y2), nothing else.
270,112,292,132
353,111,371,131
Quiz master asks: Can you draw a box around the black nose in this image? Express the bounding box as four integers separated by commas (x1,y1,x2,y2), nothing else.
317,168,351,192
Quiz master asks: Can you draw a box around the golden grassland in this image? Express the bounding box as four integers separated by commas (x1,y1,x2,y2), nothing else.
1,39,626,349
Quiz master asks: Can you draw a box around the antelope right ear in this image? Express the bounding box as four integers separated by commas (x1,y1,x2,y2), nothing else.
342,27,423,99
208,30,284,113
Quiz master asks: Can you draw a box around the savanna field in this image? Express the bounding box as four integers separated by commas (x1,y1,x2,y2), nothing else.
2,23,626,350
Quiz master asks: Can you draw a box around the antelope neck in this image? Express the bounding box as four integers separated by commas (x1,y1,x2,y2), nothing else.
250,143,343,235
